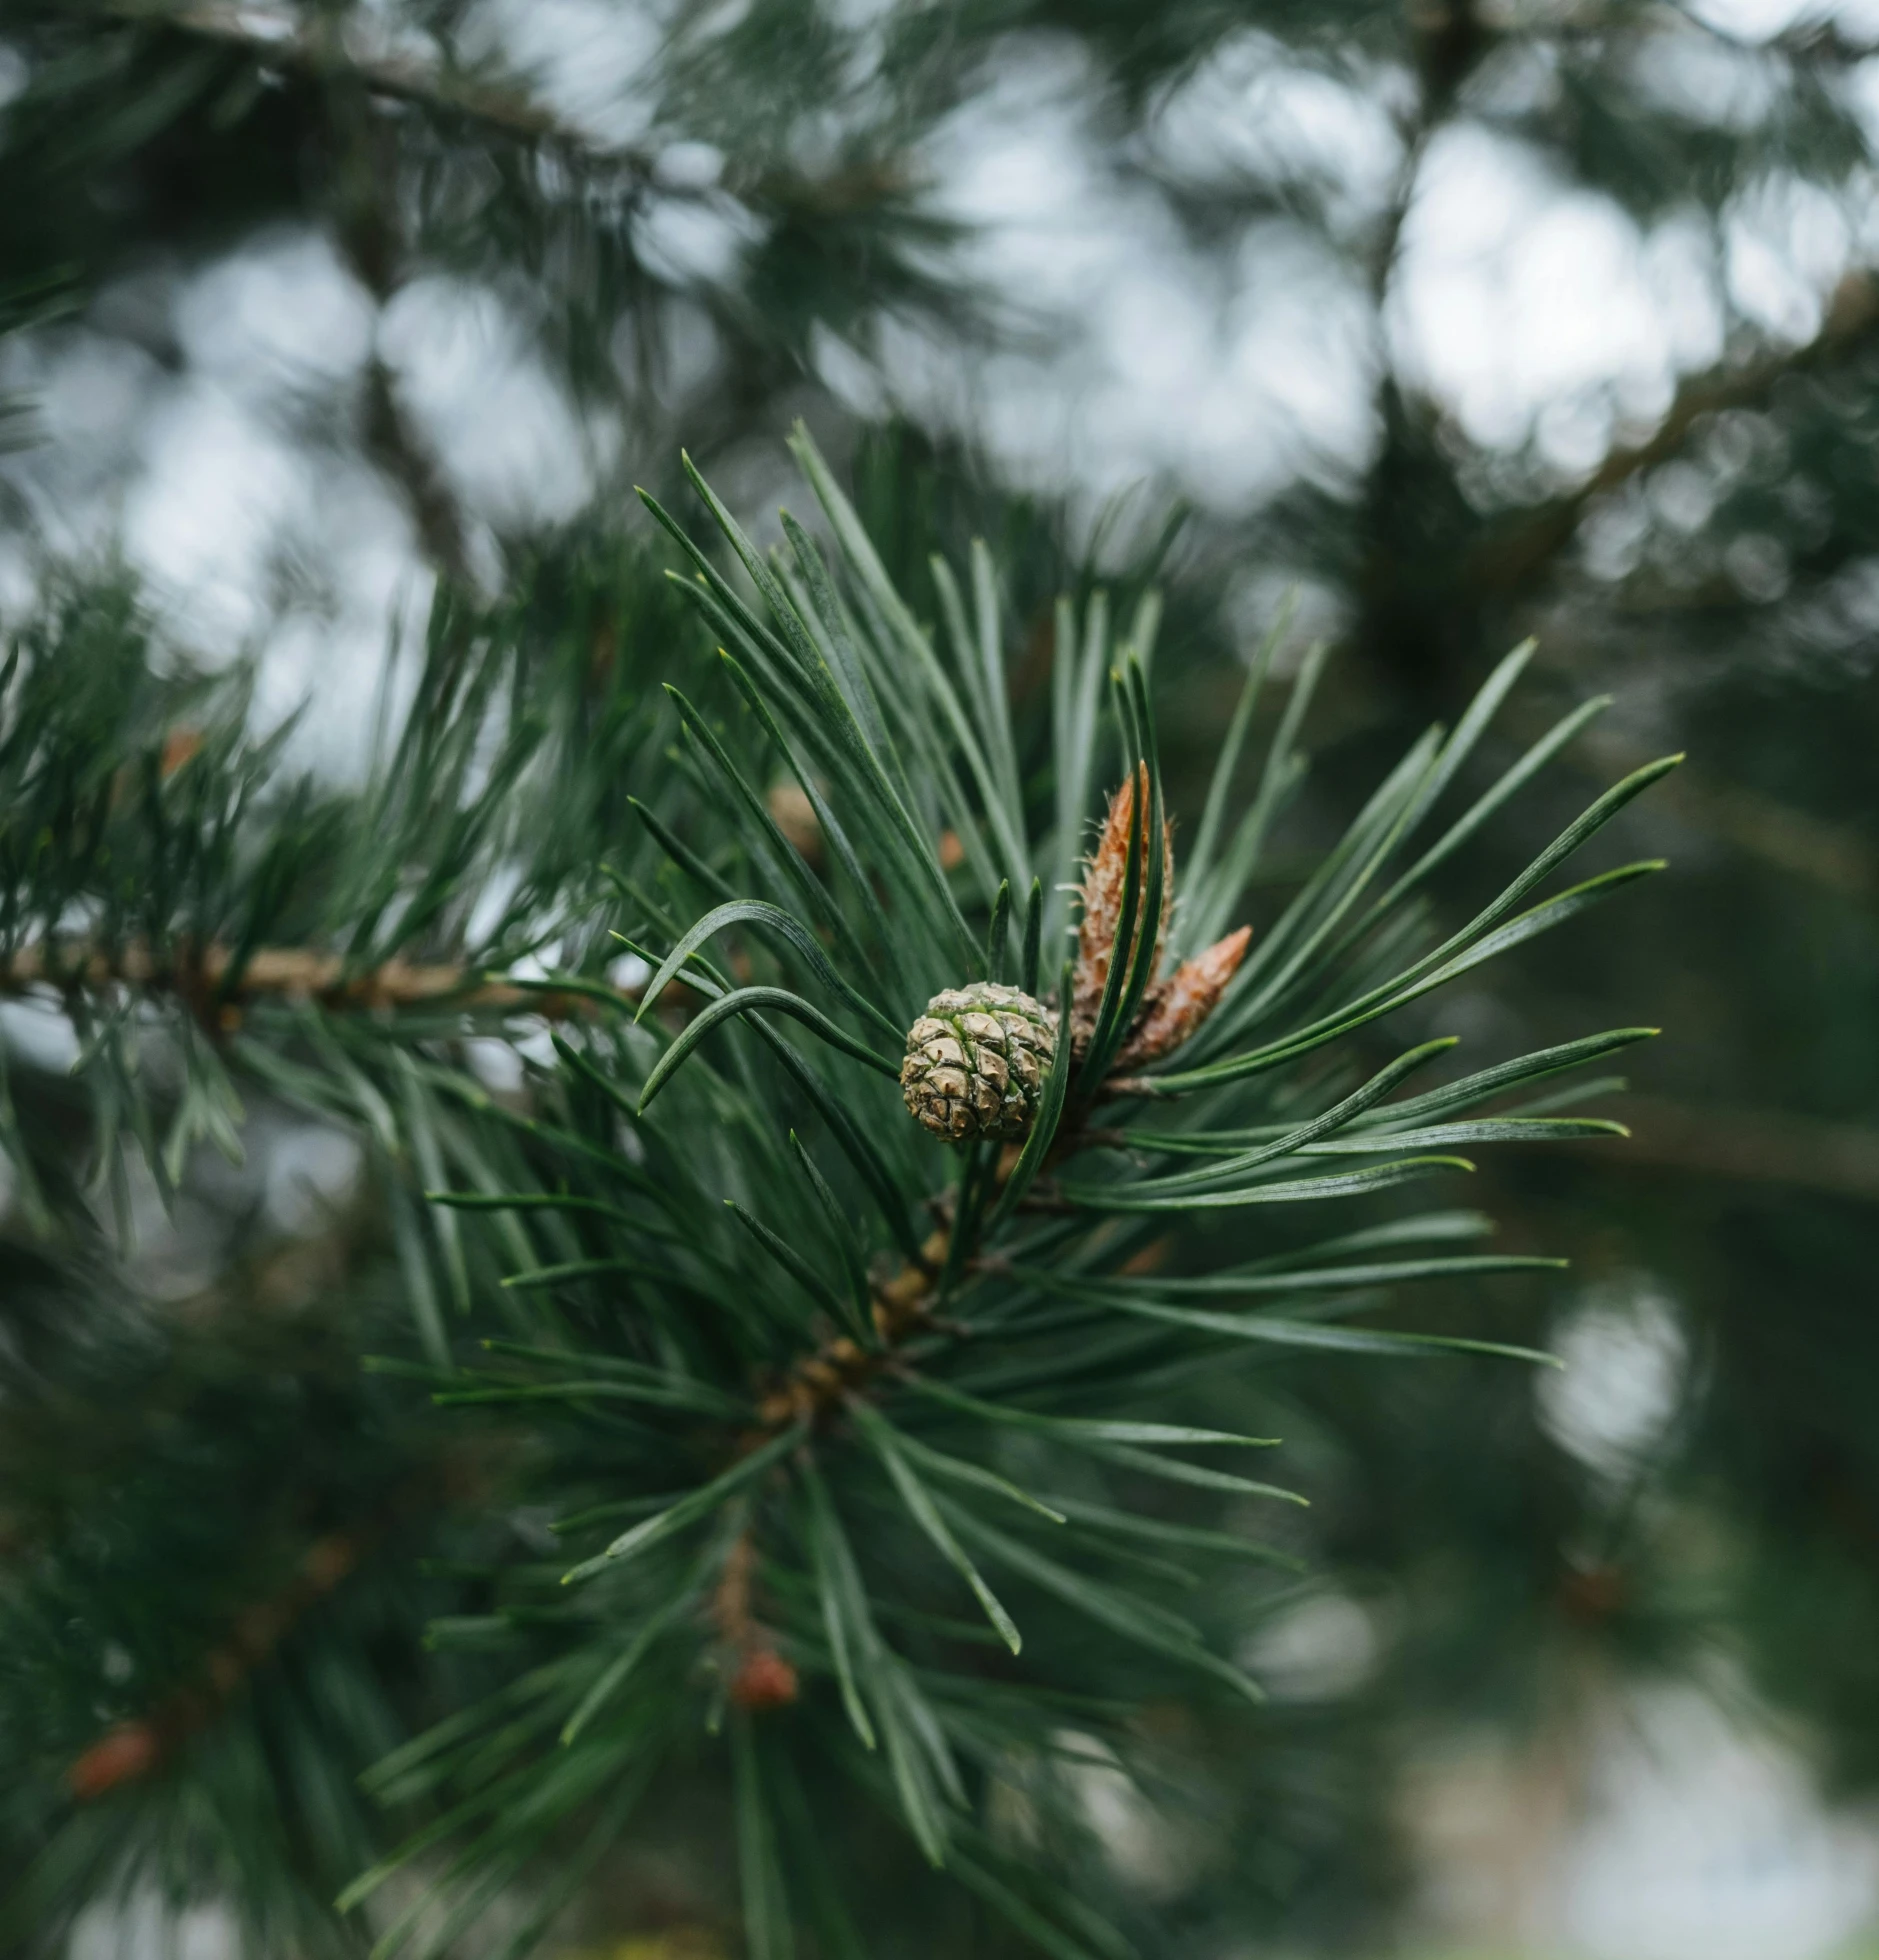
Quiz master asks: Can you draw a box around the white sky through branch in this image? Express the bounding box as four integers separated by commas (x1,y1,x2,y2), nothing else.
0,2,1869,769
5,5,1879,1950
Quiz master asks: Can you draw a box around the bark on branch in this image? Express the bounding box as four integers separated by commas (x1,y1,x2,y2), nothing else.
0,940,638,1024
1569,1095,1879,1206
102,0,912,208
65,1444,498,1801
105,0,668,175
1470,273,1879,599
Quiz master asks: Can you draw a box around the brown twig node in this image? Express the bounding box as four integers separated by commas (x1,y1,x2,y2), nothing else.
753,1230,951,1434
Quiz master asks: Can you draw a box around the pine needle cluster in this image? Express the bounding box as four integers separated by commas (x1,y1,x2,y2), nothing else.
0,433,1669,1956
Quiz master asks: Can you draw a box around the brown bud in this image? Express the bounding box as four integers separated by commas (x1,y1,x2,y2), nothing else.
729,1646,799,1711
1113,926,1251,1069
68,1720,162,1800
1073,768,1173,1052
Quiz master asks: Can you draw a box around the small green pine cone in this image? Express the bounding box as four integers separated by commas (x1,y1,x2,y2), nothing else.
901,982,1057,1143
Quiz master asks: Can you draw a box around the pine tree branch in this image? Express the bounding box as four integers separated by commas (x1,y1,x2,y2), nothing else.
1568,1095,1879,1205
325,50,477,581
755,1120,1108,1430
1597,744,1878,909
361,353,474,582
753,1227,944,1430
1735,18,1879,65
1469,272,1879,598
97,0,913,212
1511,702,1879,908
62,1437,500,1801
0,941,642,1022
100,0,672,179
66,1528,364,1799
1355,0,1493,691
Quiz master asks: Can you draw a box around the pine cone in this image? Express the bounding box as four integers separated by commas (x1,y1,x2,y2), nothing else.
900,982,1056,1142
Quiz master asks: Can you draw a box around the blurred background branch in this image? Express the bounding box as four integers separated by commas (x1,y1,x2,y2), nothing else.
3,0,1879,1953
1585,1094,1879,1202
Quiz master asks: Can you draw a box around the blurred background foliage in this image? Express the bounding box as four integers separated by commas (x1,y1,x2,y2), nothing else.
3,0,1879,1954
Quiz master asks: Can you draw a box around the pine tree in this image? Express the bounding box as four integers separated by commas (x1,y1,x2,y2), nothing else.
7,0,1879,1946
0,429,1669,1954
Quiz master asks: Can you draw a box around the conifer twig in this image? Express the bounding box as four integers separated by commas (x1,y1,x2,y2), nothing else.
102,0,672,174
63,1442,501,1801
1568,1095,1879,1205
0,941,642,1022
1539,713,1879,908
66,1531,362,1800
1471,273,1879,598
99,0,914,210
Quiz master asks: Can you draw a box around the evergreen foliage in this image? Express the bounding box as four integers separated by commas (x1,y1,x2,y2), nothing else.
4,0,1878,1949
0,431,1666,1954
